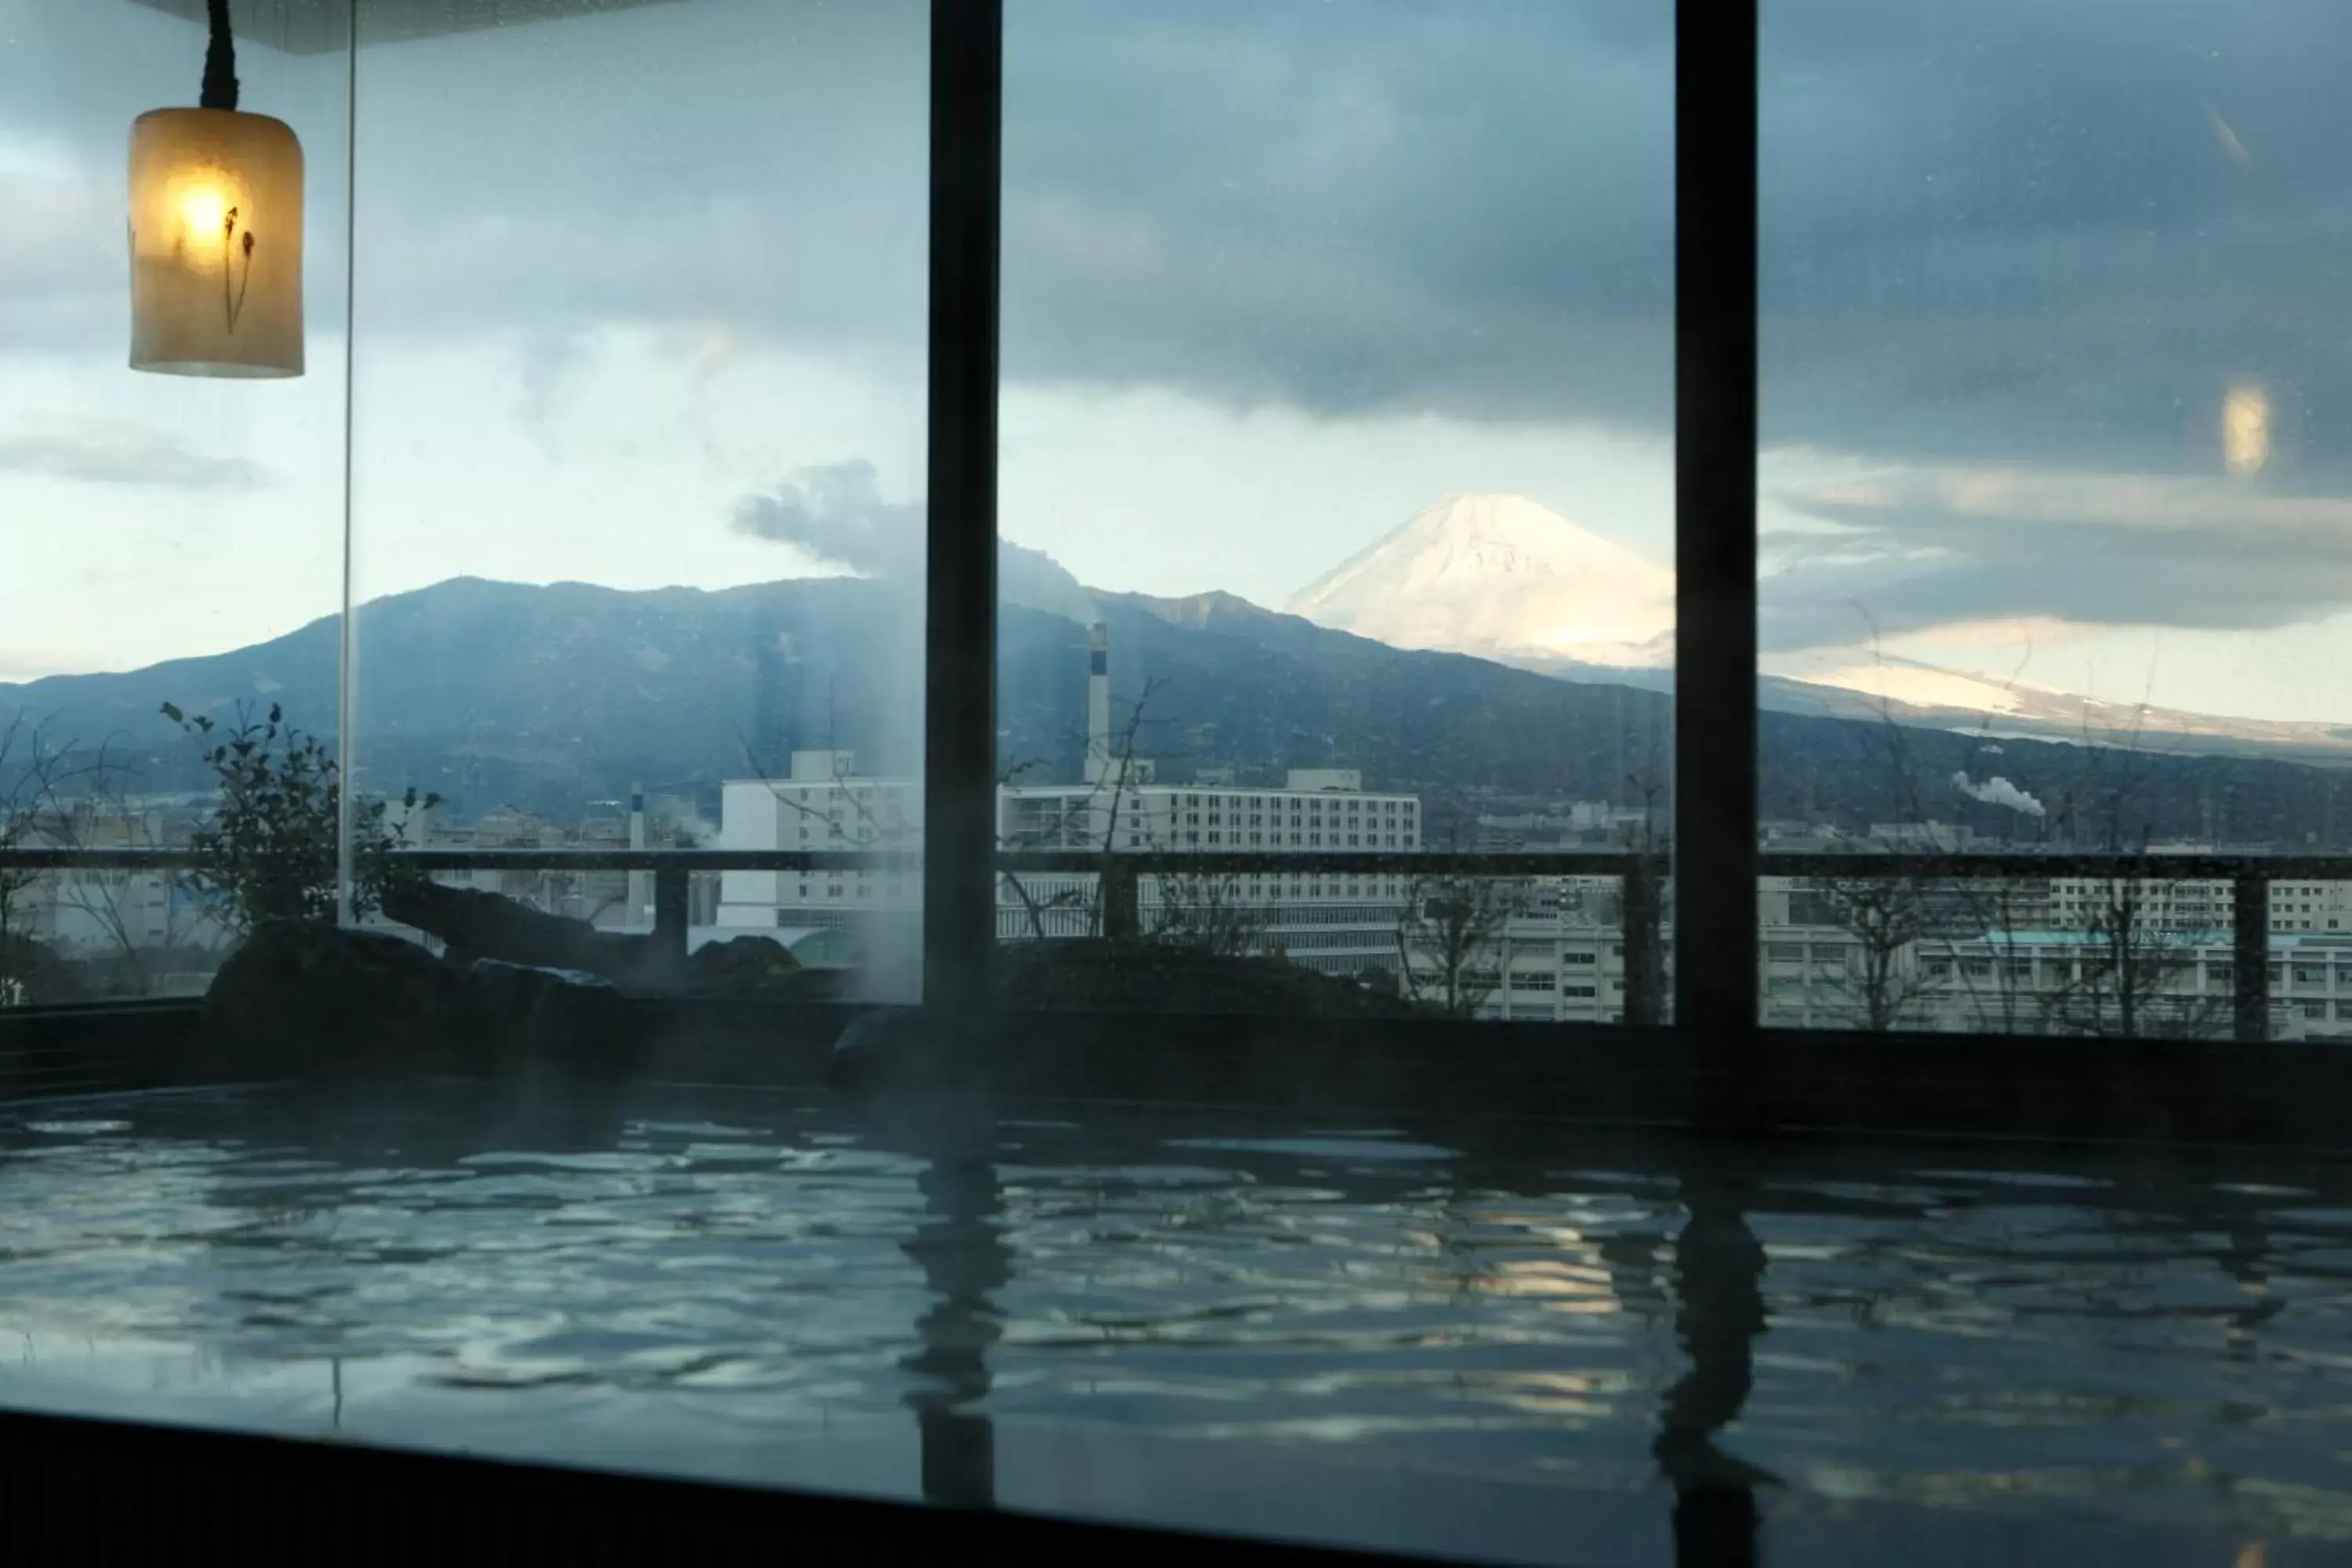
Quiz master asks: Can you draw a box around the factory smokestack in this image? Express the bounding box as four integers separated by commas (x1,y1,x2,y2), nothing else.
628,782,652,931
1085,622,1111,785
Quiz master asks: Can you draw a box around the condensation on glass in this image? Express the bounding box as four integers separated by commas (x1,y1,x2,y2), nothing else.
344,0,932,1004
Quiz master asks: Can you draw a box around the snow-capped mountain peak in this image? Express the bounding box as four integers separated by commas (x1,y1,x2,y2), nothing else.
1286,494,1675,666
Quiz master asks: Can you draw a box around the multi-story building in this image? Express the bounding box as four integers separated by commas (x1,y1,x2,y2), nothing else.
998,628,1422,979
713,626,1425,982
1753,924,2257,1037
2,800,234,999
2047,864,2352,935
1385,874,1675,1025
713,749,921,970
1427,901,1627,1024
996,766,1423,976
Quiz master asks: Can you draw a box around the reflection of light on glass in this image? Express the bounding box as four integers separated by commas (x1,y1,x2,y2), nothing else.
2225,382,2271,476
2207,104,2255,170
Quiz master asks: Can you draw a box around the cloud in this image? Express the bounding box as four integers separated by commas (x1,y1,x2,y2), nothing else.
1762,464,2352,651
731,460,923,573
996,1,1671,426
0,419,267,488
13,0,2352,478
336,0,2352,492
17,0,2352,572
729,463,1105,619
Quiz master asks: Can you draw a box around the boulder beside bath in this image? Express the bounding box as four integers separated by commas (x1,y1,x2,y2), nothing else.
197,920,466,1080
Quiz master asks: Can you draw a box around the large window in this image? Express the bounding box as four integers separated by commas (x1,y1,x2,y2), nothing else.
347,0,931,1003
0,1,350,1004
1757,1,2352,1041
992,0,1674,1025
13,8,2352,1568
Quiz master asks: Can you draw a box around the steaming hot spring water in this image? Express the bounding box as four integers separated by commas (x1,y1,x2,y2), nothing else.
3,1076,2350,1566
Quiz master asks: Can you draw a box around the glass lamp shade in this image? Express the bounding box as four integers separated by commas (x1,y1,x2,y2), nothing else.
128,107,304,378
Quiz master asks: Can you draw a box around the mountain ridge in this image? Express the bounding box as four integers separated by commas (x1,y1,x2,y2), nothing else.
5,568,2350,848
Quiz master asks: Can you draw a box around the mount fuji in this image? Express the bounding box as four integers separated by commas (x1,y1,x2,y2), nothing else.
1286,494,1676,669
1287,493,2352,764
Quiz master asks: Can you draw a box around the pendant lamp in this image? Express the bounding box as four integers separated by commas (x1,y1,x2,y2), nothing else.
129,0,304,378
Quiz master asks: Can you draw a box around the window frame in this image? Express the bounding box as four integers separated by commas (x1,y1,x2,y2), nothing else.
5,0,2343,1146
924,5,1759,1028
913,0,2352,1148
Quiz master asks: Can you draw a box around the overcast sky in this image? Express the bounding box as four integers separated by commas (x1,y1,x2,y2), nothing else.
7,0,2352,723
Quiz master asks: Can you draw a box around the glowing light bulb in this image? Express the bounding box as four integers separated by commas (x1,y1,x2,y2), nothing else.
176,181,230,242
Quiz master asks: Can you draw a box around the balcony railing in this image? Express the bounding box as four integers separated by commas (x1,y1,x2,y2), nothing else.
5,844,2343,1040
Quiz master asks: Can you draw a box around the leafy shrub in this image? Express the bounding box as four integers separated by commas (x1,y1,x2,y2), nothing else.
162,702,440,931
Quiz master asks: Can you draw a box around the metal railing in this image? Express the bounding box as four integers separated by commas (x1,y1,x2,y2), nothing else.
2,844,2336,1039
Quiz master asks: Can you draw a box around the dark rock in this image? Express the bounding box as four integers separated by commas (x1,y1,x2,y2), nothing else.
198,920,466,1080
688,934,829,1000
380,880,679,991
455,959,644,1076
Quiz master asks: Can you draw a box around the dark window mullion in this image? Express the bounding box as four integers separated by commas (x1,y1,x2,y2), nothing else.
1673,0,1761,1058
922,0,1005,1015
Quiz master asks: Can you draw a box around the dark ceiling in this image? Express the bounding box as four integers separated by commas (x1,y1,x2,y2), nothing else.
124,0,691,56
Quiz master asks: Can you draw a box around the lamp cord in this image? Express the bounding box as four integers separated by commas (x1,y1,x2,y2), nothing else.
200,0,239,111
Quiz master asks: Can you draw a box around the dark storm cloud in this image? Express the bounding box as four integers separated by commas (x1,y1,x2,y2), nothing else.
1759,0,2352,478
16,0,2352,484
996,0,2352,482
1761,466,2352,652
997,0,1675,423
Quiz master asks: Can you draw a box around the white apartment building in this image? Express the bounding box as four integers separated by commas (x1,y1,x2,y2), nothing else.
1388,877,1674,1025
3,803,235,999
713,750,921,967
2048,869,2352,935
712,626,1427,981
713,759,1421,980
994,628,1423,977
1750,919,2352,1042
997,766,1422,978
1434,904,1632,1025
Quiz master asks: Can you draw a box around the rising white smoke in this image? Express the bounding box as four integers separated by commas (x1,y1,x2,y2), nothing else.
1951,771,2045,818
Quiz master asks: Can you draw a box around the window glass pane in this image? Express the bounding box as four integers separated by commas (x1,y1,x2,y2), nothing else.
348,0,929,1004
1760,2,2352,1041
996,0,1674,1027
1,1,350,1004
